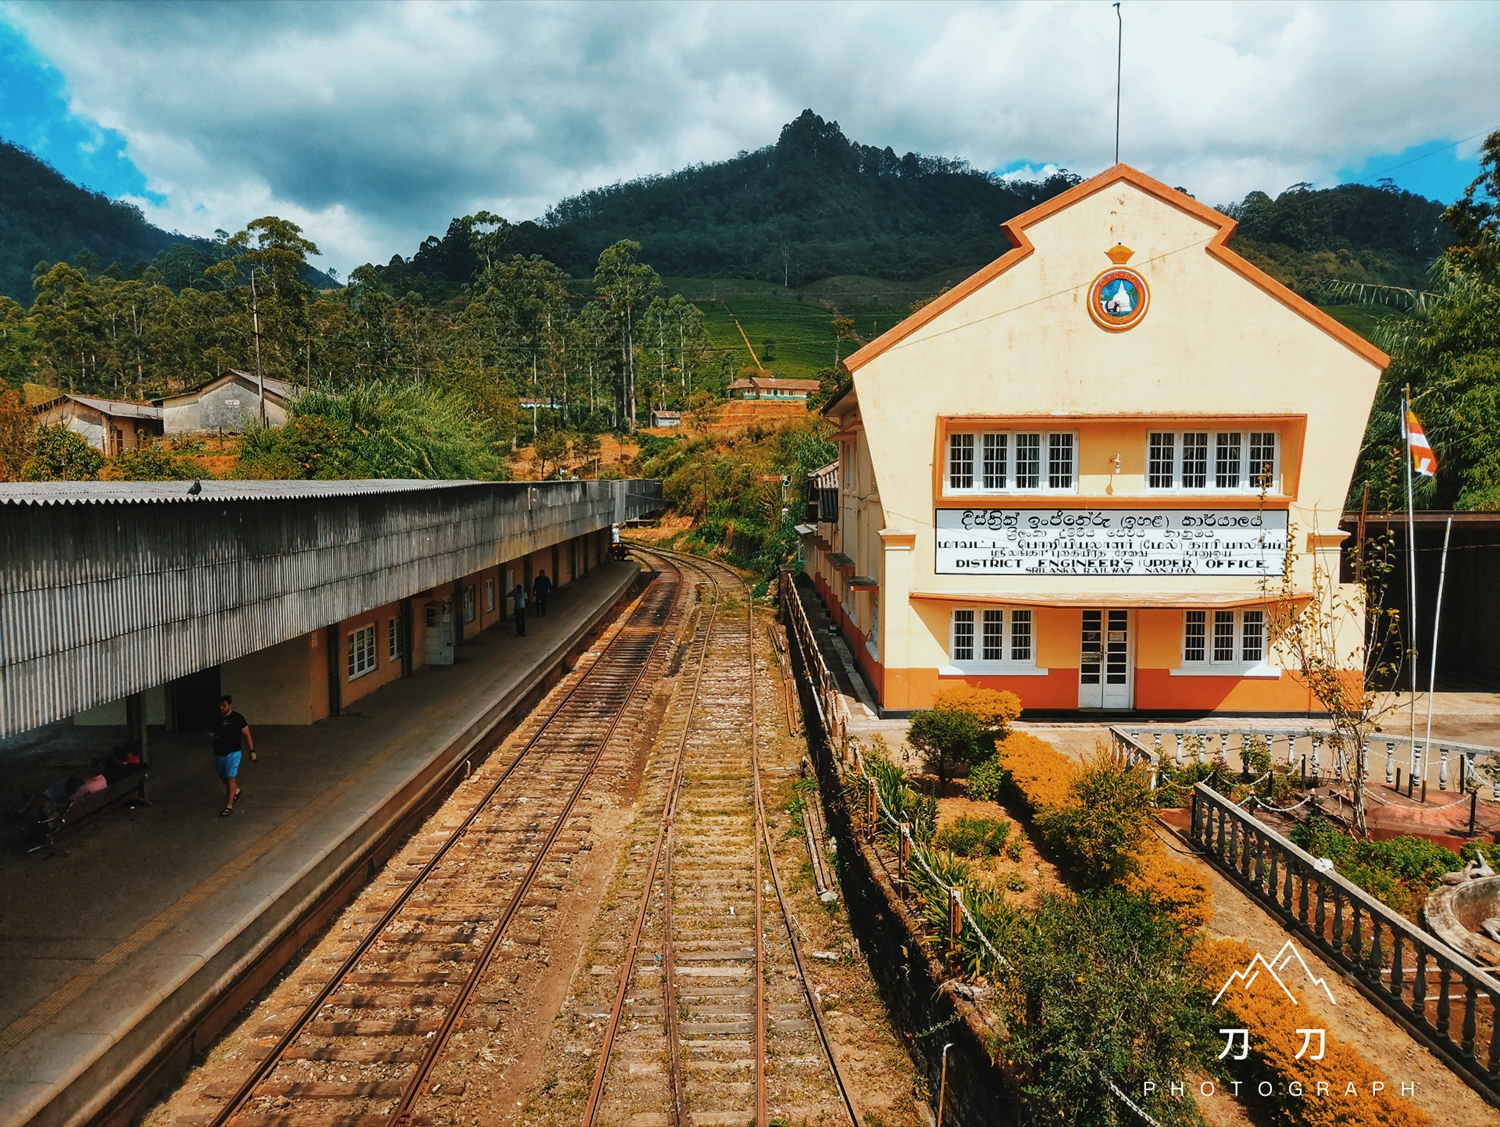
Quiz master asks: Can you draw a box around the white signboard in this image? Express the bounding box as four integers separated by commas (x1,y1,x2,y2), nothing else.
935,508,1289,576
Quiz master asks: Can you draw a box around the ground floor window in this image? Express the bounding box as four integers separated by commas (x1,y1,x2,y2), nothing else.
349,623,377,680
947,607,1039,673
463,585,476,623
1182,609,1265,668
485,577,495,613
388,615,403,662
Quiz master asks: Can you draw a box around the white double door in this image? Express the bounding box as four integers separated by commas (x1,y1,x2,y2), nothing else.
1078,609,1133,710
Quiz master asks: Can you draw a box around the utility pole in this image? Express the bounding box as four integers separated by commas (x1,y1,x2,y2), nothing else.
250,267,266,425
1114,3,1123,165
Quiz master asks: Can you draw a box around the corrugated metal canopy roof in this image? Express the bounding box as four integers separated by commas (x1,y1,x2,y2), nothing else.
0,479,480,506
35,394,164,420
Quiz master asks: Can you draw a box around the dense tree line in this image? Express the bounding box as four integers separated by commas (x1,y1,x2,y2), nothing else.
373,110,1083,292
1351,129,1500,510
1222,179,1454,297
0,139,336,303
1,213,727,450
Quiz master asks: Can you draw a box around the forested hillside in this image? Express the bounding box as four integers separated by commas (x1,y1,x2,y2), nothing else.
379,110,1082,290
1221,179,1451,297
0,139,337,302
0,139,193,302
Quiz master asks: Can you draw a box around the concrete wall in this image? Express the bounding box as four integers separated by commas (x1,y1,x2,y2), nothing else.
221,635,322,725
196,381,287,434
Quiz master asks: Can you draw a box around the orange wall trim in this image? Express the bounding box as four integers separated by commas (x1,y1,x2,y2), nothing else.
879,667,1319,714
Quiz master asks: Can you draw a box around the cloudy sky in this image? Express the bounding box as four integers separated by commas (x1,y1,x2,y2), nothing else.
1,1,1495,275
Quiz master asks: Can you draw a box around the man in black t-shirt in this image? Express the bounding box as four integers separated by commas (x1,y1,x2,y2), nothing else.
212,695,254,816
532,569,552,617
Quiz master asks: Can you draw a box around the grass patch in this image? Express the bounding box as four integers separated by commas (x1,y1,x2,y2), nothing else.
934,814,1013,858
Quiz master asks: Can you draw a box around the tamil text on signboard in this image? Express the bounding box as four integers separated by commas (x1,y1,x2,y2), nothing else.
934,508,1289,576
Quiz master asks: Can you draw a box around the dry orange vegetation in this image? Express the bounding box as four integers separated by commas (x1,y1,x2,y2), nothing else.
992,729,1427,1125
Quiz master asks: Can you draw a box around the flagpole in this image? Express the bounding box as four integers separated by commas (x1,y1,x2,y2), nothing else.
1423,515,1452,769
1403,387,1419,780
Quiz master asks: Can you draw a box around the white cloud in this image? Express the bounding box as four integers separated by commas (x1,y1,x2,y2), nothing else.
4,0,1496,273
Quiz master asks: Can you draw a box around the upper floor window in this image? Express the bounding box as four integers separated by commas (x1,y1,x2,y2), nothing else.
1147,431,1278,493
947,431,1076,494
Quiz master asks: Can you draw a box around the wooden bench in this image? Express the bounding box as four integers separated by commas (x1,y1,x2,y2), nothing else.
31,770,150,852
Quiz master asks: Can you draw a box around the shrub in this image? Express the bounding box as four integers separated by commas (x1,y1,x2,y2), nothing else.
1039,748,1154,888
238,382,501,480
965,754,1005,801
868,749,936,844
1000,890,1218,1126
21,424,103,480
932,685,1021,729
935,814,1012,858
105,441,205,481
995,732,1076,812
908,687,1021,794
1290,811,1466,919
1122,851,1213,928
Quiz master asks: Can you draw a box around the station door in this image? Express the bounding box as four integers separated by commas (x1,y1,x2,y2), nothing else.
1078,609,1133,709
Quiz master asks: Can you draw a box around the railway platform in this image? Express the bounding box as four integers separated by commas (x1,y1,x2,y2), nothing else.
0,558,641,1127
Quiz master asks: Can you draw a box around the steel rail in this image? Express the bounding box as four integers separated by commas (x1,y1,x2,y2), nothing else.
580,547,717,1127
210,564,679,1127
665,549,861,1127
749,562,767,1127
389,577,674,1125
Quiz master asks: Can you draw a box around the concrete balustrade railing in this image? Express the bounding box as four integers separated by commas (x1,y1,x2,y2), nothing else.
1115,725,1500,798
1190,782,1500,1099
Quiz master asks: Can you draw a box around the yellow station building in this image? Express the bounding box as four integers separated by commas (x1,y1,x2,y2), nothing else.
803,164,1388,715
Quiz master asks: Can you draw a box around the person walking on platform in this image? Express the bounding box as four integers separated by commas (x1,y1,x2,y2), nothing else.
532,569,552,618
212,695,253,817
512,583,528,636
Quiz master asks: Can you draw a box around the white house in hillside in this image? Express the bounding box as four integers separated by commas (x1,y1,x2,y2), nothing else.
33,394,164,454
154,371,298,435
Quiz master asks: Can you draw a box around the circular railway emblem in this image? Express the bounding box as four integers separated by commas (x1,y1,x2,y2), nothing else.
1088,244,1149,332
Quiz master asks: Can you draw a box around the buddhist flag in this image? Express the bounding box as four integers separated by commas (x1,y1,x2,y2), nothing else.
1404,408,1438,478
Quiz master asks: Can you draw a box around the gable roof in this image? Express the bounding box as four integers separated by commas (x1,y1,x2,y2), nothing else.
842,162,1390,375
153,370,300,407
726,376,821,391
34,394,163,421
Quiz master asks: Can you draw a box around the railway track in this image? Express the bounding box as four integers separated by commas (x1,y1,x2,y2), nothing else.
198,558,690,1127
582,548,858,1127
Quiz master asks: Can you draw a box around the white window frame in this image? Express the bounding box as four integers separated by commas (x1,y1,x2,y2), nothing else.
387,615,402,663
1145,429,1280,494
462,585,476,624
943,607,1046,676
945,430,1078,495
485,577,495,613
348,622,378,681
1173,609,1278,678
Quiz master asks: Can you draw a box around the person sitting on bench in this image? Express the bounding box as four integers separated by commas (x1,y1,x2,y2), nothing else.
16,767,104,818
102,746,143,786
